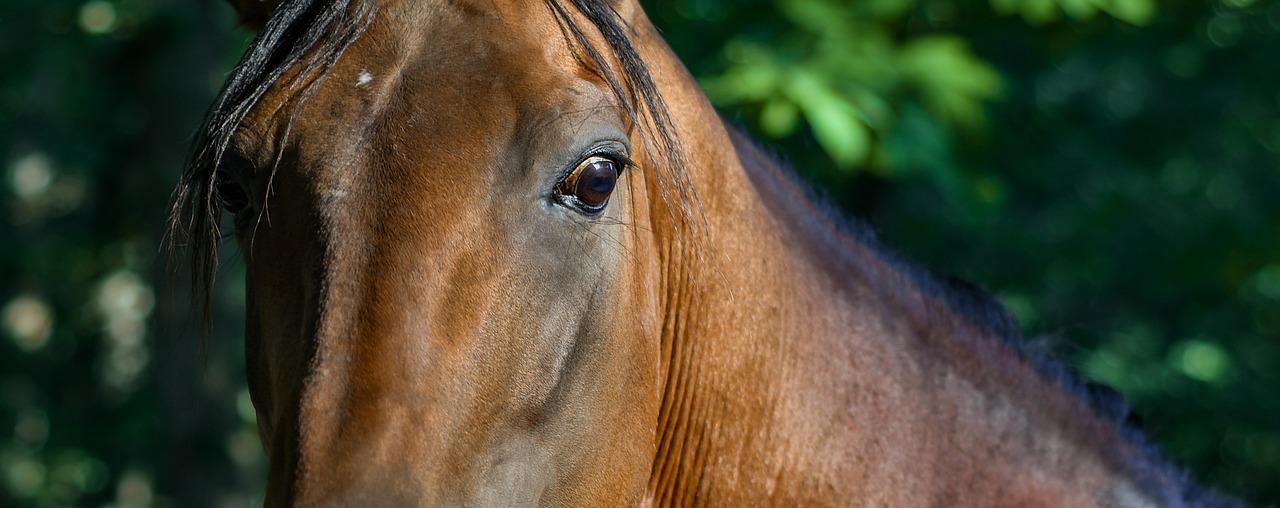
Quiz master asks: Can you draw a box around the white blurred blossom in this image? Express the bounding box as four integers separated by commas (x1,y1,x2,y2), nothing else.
79,1,118,35
109,469,153,508
9,152,53,201
3,294,54,352
95,270,155,393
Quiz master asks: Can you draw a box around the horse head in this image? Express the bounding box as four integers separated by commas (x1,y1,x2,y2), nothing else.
177,0,703,504
174,0,1241,506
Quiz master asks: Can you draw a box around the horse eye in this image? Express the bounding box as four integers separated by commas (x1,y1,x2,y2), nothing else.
215,170,251,214
558,156,620,213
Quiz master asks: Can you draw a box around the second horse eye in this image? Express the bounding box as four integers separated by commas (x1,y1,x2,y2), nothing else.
215,171,251,214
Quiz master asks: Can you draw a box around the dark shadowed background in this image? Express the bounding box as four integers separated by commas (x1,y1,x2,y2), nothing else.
1,0,1277,506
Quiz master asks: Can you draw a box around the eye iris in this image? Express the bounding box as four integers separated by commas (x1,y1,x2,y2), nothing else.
570,159,617,209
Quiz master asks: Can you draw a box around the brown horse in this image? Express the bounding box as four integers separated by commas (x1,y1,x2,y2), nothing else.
171,0,1240,505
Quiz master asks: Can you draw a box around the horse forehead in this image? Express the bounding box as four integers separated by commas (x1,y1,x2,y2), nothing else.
341,0,589,133
381,0,572,78
230,0,594,176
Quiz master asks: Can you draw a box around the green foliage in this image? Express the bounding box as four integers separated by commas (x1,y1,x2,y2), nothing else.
649,0,1280,503
898,36,1004,125
699,0,1003,174
1,0,260,505
991,0,1156,25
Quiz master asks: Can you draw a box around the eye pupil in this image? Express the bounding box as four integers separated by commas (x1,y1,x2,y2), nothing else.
561,157,620,212
579,162,616,195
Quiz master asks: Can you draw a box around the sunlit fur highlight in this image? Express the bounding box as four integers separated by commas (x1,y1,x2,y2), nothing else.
171,0,1244,505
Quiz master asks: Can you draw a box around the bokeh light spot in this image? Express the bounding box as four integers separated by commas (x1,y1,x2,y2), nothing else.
14,408,49,448
227,428,265,468
1175,339,1232,383
114,469,153,508
1251,265,1280,301
1207,14,1245,47
236,389,257,424
3,295,54,352
1084,347,1128,389
78,1,118,35
4,455,46,498
96,270,155,394
9,152,54,201
69,457,110,494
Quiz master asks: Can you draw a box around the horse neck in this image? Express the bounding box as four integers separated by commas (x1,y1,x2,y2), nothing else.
638,38,1186,508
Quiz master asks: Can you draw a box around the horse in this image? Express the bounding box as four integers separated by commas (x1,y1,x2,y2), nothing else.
170,0,1241,505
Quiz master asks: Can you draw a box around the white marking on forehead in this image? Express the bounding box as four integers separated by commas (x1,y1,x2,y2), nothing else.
356,69,373,87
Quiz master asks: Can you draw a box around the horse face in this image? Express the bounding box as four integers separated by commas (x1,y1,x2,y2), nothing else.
219,1,661,504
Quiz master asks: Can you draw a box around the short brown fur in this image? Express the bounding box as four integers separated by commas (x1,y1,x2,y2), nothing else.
179,0,1234,506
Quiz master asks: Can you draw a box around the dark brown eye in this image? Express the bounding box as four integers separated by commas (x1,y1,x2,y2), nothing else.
215,170,251,214
558,156,620,213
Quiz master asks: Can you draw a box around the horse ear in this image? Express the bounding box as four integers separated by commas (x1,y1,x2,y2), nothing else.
226,0,280,31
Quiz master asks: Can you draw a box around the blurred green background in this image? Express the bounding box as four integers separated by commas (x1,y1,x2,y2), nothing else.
1,0,1277,505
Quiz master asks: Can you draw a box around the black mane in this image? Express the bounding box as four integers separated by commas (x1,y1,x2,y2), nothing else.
170,0,376,329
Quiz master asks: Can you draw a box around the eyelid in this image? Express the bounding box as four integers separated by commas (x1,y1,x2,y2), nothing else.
583,153,629,171
579,138,631,166
556,140,628,185
595,148,632,167
214,151,257,182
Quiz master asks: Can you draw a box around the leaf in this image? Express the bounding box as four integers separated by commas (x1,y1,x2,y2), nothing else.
759,97,800,137
847,85,892,128
1020,0,1061,23
1057,0,1098,20
786,72,870,168
1099,0,1155,25
700,63,781,105
988,0,1156,25
864,0,920,20
898,36,1004,126
988,0,1062,24
778,0,849,35
806,100,869,169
